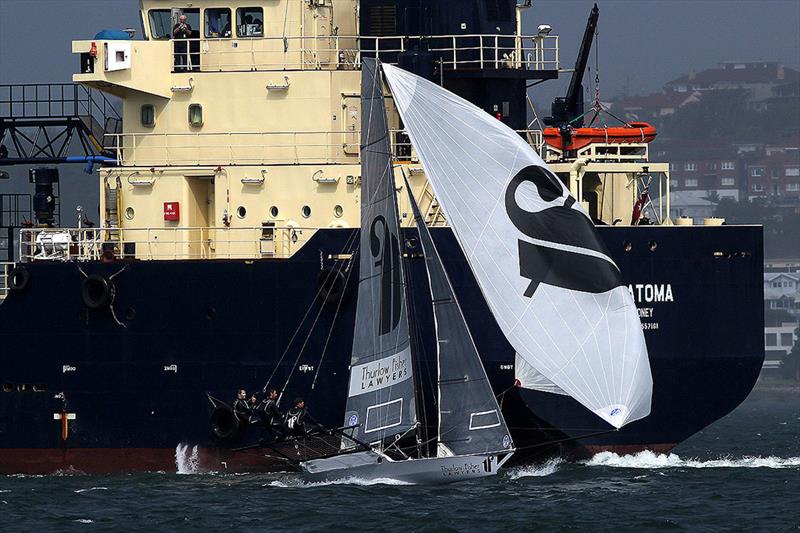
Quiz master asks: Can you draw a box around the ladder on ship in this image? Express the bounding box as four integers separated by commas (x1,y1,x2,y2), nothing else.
0,83,121,166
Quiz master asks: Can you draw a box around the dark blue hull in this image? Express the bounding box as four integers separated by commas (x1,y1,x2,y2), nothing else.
0,225,764,473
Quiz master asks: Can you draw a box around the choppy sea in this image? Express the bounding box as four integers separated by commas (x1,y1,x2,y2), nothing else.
1,390,798,532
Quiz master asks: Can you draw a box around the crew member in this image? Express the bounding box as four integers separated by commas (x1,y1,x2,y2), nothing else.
233,388,250,422
285,397,321,436
173,15,192,71
257,388,287,440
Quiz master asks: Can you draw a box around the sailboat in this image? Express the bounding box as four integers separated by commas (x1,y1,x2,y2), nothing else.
300,58,514,484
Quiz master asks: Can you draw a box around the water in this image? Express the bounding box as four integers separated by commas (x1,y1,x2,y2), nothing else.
2,392,798,532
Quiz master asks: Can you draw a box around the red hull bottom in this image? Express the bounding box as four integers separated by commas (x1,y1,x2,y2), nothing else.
0,447,298,475
0,443,678,475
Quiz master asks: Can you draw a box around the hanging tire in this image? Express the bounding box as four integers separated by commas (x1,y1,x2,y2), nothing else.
9,266,30,292
210,405,242,441
317,268,347,305
81,274,115,310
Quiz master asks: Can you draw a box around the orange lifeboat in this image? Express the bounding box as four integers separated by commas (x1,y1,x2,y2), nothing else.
543,121,657,151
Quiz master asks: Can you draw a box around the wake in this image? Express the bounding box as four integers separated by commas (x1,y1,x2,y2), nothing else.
266,477,413,488
507,458,564,479
585,450,800,469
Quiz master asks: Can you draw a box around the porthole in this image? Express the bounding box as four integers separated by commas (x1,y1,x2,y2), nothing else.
2,383,12,393
405,236,418,249
623,241,632,252
237,206,247,219
270,206,279,218
188,104,203,127
301,205,312,218
206,307,216,321
333,205,343,218
17,384,28,392
648,240,658,252
126,307,137,321
140,104,155,127
33,384,48,392
125,207,135,220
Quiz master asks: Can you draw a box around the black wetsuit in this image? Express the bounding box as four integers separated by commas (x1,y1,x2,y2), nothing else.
286,406,322,436
233,398,250,422
258,399,287,439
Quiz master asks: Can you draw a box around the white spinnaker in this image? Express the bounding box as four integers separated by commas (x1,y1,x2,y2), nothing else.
383,63,652,428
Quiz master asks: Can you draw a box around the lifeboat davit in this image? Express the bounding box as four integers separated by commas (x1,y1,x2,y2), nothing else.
543,121,657,151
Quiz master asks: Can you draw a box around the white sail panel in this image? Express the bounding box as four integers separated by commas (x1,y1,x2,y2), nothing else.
514,353,568,396
383,63,652,428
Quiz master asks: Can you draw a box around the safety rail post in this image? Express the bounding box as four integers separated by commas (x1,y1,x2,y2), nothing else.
0,262,12,301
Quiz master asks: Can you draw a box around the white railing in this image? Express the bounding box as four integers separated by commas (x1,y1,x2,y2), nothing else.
105,129,538,167
170,34,558,73
106,130,362,167
0,262,12,300
19,226,316,262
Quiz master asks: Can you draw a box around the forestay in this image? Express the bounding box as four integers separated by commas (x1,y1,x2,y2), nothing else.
383,63,652,428
405,174,513,457
343,58,417,442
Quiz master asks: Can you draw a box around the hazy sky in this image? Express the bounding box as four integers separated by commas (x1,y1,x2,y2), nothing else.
1,0,799,216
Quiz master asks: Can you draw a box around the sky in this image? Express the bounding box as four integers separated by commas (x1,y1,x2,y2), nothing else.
1,0,799,217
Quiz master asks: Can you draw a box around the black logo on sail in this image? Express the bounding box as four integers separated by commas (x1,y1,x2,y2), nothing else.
370,215,402,335
504,165,622,298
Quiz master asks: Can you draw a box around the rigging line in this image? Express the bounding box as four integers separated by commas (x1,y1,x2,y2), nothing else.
509,428,618,452
262,228,359,395
311,247,360,390
277,229,360,404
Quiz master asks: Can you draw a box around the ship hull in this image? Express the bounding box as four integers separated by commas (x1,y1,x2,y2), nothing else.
0,225,764,473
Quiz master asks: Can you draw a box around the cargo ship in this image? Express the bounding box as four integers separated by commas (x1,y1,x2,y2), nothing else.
0,0,763,473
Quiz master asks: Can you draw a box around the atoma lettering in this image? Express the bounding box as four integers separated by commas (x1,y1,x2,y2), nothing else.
348,349,412,395
504,165,622,297
627,283,674,303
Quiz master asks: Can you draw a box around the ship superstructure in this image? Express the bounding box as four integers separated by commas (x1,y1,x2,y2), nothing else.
0,0,763,473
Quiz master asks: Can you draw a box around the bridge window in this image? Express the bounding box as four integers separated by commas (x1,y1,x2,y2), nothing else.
365,6,396,36
237,7,264,37
149,9,172,40
205,8,232,38
141,105,155,127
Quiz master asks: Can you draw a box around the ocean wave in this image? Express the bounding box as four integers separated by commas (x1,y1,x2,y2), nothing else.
74,519,95,524
585,450,800,469
266,476,413,488
508,458,564,479
74,487,109,494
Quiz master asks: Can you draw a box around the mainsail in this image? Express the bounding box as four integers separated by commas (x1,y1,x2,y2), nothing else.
404,174,513,457
343,58,417,443
383,63,652,428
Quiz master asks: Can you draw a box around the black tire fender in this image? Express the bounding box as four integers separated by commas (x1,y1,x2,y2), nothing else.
316,267,347,305
81,274,116,310
210,405,242,441
9,266,30,292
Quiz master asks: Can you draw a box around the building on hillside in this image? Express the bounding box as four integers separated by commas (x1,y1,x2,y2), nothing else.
653,139,742,200
664,62,800,107
763,321,798,374
608,91,700,123
745,150,800,201
765,258,800,272
764,273,800,317
662,190,717,220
